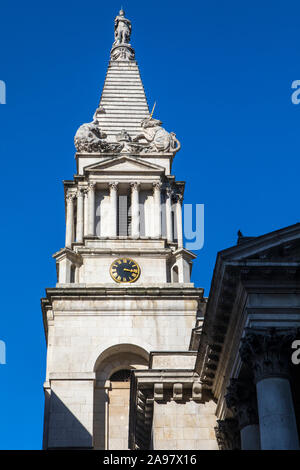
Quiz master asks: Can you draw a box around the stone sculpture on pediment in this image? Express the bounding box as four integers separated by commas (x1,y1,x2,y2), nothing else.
133,117,181,154
74,119,107,153
74,119,123,153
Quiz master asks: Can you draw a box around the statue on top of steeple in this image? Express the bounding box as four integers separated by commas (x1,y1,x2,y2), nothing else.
113,9,132,45
111,9,135,61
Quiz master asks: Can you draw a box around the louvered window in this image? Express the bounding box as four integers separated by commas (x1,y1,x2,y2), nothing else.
117,194,131,236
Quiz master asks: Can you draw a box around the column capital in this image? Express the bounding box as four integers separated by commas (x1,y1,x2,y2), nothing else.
172,192,183,204
88,182,96,191
66,192,76,202
214,418,240,450
225,378,258,429
152,181,162,191
77,187,85,197
130,181,140,191
239,327,300,382
166,185,173,197
109,181,119,190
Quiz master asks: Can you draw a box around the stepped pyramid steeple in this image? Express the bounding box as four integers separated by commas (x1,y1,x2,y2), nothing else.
94,9,150,140
74,10,180,155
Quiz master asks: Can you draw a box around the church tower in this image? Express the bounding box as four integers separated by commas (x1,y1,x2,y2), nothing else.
42,10,205,450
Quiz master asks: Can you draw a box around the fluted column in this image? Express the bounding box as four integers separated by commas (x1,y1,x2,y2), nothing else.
131,182,140,238
165,187,173,243
153,182,161,238
84,189,89,237
65,193,75,248
76,188,84,243
240,328,300,450
175,193,183,248
88,182,96,236
226,378,260,450
109,182,118,237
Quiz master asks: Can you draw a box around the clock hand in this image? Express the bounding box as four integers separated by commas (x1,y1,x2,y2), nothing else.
123,268,136,273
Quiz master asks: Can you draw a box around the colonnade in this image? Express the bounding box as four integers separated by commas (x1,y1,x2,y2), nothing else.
65,181,184,248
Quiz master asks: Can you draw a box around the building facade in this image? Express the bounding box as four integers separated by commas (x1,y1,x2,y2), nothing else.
41,11,300,450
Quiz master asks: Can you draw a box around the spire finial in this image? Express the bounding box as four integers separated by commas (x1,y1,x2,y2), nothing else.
111,10,135,61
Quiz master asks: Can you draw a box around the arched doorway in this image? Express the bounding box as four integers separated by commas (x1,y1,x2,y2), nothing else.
93,344,149,449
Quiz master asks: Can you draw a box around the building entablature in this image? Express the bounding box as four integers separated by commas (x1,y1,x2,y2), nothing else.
76,152,176,176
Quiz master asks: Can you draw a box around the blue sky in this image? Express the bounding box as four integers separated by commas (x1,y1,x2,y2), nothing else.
0,0,299,449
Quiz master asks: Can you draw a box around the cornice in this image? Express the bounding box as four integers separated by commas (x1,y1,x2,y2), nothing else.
43,285,204,302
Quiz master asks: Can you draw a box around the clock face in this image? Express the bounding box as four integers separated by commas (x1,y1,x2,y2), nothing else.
110,258,140,283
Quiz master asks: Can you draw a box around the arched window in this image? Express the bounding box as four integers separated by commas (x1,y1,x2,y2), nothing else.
70,265,76,283
172,265,179,283
93,347,149,450
110,369,131,382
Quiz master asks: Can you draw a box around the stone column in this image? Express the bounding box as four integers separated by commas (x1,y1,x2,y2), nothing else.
240,328,300,450
84,189,89,237
214,418,240,450
131,182,140,238
76,188,84,243
109,182,118,237
88,182,96,236
175,193,183,248
65,193,75,248
226,378,260,450
153,182,161,238
165,187,173,243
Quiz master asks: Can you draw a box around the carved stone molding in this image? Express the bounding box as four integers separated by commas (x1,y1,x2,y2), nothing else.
154,383,163,401
225,378,258,429
239,327,300,383
116,129,132,142
214,418,241,450
192,382,202,402
111,45,135,61
172,383,183,401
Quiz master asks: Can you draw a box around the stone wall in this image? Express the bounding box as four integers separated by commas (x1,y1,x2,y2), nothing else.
152,400,218,450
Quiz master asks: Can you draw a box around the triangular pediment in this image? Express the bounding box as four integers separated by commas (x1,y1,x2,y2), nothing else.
220,223,300,262
84,155,165,175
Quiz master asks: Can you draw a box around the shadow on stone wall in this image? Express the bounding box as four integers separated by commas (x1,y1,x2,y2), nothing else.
44,391,92,449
